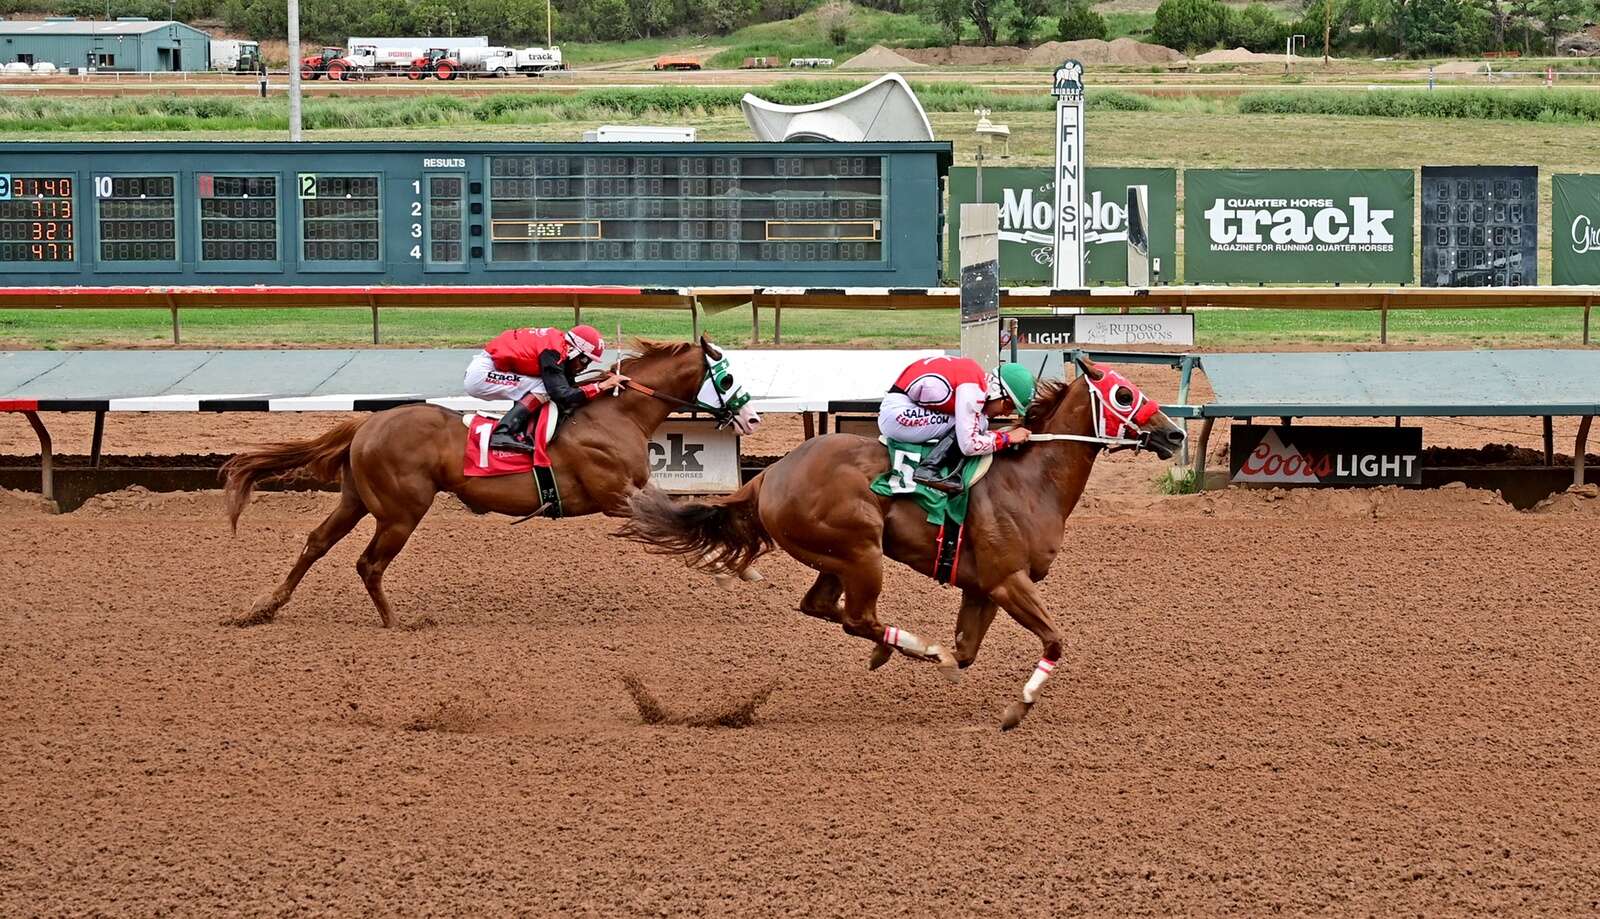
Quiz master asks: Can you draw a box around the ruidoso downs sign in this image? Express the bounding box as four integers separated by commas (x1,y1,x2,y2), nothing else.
1553,174,1600,285
1185,169,1414,283
1230,425,1422,486
947,167,1177,284
649,420,741,493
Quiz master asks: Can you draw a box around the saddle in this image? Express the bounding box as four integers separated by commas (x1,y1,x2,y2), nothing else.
868,437,994,586
461,409,563,518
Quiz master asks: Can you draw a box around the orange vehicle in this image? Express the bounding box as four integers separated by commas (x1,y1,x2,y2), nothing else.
653,55,703,71
408,48,460,80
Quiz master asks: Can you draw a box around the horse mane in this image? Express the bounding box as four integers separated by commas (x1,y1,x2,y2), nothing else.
1023,377,1076,431
626,338,697,360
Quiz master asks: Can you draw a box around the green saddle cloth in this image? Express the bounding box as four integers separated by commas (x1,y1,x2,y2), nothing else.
868,438,983,527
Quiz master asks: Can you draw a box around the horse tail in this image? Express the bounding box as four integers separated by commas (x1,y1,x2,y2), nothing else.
619,474,773,575
221,418,366,532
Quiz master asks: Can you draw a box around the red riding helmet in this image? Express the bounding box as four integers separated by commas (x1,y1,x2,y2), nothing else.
565,325,605,363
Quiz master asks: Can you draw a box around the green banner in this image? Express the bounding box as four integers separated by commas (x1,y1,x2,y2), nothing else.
1554,174,1600,285
1184,169,1414,283
947,167,1177,285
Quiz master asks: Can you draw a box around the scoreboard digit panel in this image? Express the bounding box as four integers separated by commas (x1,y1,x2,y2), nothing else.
95,174,178,265
198,173,279,265
425,174,466,268
486,154,886,264
298,173,382,266
0,173,76,265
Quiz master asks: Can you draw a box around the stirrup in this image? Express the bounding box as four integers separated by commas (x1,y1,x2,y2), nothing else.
912,465,963,494
489,432,535,454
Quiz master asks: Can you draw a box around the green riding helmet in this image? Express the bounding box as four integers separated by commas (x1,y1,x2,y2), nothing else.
988,363,1037,411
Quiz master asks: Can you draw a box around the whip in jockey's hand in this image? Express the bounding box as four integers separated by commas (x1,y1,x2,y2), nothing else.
461,324,608,454
876,357,1037,494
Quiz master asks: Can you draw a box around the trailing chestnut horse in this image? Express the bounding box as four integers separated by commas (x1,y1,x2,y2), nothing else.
620,357,1185,731
222,337,759,628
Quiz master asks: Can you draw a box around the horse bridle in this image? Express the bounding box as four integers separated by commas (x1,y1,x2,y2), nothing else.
610,342,750,428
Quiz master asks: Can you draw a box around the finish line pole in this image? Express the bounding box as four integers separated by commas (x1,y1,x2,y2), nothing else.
287,0,303,142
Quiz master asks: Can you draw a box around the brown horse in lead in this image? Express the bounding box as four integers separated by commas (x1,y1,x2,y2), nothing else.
222,337,759,628
620,356,1185,730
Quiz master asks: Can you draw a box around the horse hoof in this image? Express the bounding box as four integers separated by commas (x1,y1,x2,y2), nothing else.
929,645,961,683
867,643,893,671
713,573,737,590
739,567,765,583
999,701,1032,732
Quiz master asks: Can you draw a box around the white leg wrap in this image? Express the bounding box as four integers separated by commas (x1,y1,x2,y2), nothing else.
883,626,928,657
1021,658,1055,704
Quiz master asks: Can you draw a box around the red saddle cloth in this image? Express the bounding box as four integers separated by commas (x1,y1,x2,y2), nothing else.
462,405,555,476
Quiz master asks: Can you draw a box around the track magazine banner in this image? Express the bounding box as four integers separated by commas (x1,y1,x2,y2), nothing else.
1553,174,1600,285
1184,169,1414,283
1421,166,1538,287
947,167,1177,284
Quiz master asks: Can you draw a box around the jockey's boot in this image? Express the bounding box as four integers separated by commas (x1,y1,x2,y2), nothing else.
911,429,964,495
489,398,537,453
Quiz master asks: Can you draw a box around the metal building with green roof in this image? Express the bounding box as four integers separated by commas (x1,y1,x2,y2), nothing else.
0,18,212,72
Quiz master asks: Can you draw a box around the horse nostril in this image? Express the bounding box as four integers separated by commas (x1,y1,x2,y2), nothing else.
1167,429,1186,443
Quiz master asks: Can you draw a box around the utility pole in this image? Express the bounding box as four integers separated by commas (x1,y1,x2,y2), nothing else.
1323,0,1331,64
547,0,553,49
287,0,302,141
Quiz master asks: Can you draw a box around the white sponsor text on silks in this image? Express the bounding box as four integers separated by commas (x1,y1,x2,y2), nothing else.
1204,196,1395,245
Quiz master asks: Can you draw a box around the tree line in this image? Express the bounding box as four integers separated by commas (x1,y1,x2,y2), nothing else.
1,0,1591,54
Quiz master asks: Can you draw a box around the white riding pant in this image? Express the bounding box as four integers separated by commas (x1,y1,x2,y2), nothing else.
463,350,549,403
877,391,953,443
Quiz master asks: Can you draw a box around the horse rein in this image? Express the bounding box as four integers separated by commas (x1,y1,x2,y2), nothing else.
604,344,741,427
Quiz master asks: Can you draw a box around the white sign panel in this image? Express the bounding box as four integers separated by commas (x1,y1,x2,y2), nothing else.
1051,59,1086,290
649,420,741,493
1072,313,1195,346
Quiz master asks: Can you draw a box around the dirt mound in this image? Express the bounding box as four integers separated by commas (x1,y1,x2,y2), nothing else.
1531,483,1600,515
1080,483,1518,520
621,673,778,728
1024,38,1185,67
897,45,1032,66
840,44,928,70
0,487,56,515
1425,59,1492,74
1194,47,1292,64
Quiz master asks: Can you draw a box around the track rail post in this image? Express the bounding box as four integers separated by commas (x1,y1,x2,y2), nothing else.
368,293,380,344
1379,295,1389,345
1190,416,1215,490
1544,416,1555,466
23,411,53,502
750,302,760,344
1577,416,1593,488
1585,296,1593,346
164,291,181,345
90,410,105,468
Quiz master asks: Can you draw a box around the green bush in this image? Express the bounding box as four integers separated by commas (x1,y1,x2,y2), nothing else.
1151,0,1230,52
1236,89,1600,122
1057,0,1109,41
1227,2,1287,53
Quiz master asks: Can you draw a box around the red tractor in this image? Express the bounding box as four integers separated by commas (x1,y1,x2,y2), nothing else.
300,46,355,81
408,48,460,80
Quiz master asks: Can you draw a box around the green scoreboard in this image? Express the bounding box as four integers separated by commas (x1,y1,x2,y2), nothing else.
0,141,951,286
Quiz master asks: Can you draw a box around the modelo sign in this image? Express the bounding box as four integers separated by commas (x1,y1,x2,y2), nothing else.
1185,169,1414,283
1230,424,1422,486
947,167,1178,284
649,420,740,493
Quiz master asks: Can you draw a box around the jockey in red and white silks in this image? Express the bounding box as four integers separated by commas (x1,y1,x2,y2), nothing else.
877,356,1037,493
463,324,624,454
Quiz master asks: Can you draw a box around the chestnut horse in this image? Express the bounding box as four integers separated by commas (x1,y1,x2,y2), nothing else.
222,337,759,628
620,357,1185,730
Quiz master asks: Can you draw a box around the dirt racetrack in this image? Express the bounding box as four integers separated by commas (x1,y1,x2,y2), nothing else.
4,478,1599,915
